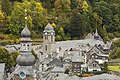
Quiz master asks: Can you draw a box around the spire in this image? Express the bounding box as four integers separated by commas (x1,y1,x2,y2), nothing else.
95,28,98,36
21,9,31,37
16,9,35,66
44,23,54,30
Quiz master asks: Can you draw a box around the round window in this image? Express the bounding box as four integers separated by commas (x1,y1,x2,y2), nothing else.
19,71,26,79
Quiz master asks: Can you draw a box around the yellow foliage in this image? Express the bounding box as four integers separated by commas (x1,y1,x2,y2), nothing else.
82,1,89,12
59,27,63,32
51,23,56,28
36,2,44,12
0,11,5,23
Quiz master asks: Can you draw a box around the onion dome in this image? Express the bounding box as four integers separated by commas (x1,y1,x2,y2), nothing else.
21,23,31,37
45,23,54,30
16,54,36,66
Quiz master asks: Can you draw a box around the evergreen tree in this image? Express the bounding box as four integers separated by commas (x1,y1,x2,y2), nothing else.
68,10,86,39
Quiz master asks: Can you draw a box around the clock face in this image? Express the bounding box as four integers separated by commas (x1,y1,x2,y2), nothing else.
19,71,26,79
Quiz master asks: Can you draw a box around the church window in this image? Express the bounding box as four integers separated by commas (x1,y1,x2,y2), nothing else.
45,36,48,40
45,45,47,51
27,44,30,50
51,36,53,42
23,44,26,50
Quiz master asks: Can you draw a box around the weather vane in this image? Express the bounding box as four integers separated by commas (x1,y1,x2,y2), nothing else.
25,9,27,20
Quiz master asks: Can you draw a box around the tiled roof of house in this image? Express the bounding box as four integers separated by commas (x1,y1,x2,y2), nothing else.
49,58,63,67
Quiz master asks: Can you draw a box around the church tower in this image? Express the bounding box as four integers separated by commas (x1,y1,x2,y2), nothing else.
12,21,37,80
94,28,102,40
43,23,55,54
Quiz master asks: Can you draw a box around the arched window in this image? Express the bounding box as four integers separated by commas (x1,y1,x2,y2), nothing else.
23,44,26,50
27,44,30,50
45,45,47,51
51,36,53,42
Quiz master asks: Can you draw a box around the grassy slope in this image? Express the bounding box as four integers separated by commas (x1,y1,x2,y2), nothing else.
108,66,120,72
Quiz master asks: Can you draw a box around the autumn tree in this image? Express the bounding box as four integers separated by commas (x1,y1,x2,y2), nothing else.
9,0,47,37
0,11,4,28
0,47,19,72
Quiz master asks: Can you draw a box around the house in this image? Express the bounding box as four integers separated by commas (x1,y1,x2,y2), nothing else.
87,44,109,64
87,60,101,72
71,51,84,74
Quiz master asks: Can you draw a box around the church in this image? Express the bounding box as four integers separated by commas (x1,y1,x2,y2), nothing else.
8,22,112,80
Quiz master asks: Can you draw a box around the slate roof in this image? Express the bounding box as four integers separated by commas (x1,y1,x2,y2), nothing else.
81,74,120,80
42,58,51,64
44,23,54,30
48,58,63,67
55,39,105,49
13,66,36,75
55,73,80,80
4,46,17,53
87,59,100,67
0,63,5,73
51,67,65,73
71,51,84,62
85,33,93,39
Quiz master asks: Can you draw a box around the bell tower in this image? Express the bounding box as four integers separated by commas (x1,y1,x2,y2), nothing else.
12,10,37,80
43,23,55,54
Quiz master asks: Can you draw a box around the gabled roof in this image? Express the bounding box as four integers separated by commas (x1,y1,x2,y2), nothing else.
87,44,104,54
87,59,100,67
42,58,51,64
4,46,17,53
44,23,54,30
13,66,35,75
49,58,63,67
85,33,93,39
